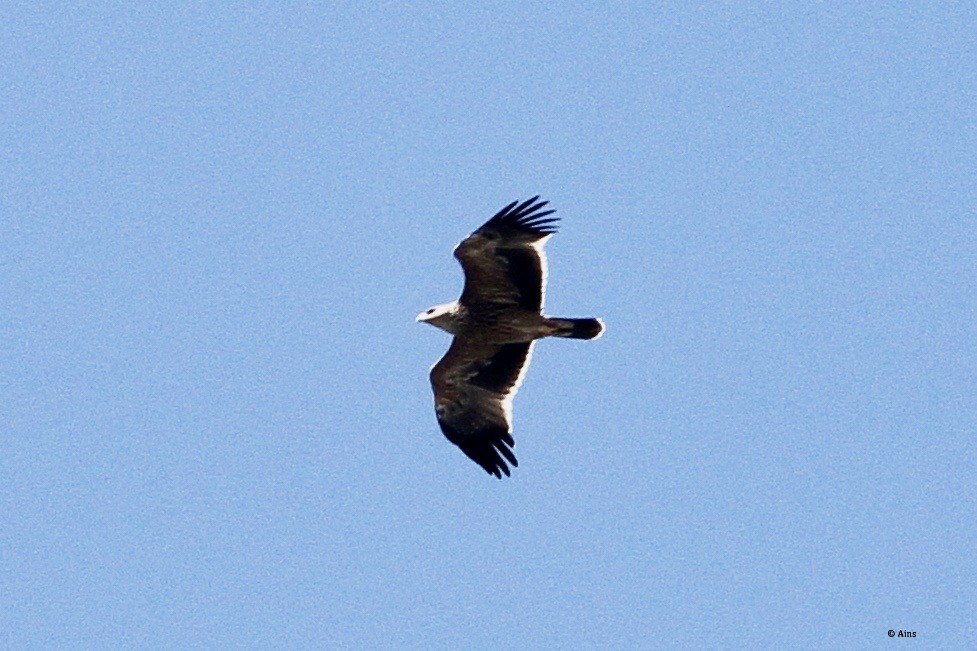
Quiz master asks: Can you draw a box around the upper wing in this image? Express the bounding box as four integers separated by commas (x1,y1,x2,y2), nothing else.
454,196,559,312
430,337,535,478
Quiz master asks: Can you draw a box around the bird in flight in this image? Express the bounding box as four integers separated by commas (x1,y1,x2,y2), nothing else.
417,196,604,478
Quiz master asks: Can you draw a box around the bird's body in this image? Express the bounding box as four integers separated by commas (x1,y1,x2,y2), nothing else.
421,300,569,342
418,197,604,478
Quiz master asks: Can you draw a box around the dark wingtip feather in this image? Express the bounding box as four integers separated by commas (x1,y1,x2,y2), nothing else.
491,200,520,221
482,196,560,236
513,195,543,214
439,420,518,479
497,441,518,467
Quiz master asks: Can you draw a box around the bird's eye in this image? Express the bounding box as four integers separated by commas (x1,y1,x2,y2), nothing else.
427,309,434,314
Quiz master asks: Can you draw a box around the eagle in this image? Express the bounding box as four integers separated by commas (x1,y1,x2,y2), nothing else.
417,196,604,478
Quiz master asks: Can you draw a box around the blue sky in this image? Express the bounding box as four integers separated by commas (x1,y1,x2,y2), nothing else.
3,2,975,648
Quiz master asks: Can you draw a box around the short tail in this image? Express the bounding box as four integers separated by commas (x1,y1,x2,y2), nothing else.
549,317,605,340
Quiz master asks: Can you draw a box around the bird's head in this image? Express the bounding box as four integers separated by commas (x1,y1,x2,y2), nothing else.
416,302,461,334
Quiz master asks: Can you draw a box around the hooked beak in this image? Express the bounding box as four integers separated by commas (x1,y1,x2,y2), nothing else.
416,311,429,322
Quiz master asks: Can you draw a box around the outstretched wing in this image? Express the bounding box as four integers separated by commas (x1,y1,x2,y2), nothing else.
430,337,535,478
454,196,559,312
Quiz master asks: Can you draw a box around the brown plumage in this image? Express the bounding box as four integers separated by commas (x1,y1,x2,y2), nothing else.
417,197,604,478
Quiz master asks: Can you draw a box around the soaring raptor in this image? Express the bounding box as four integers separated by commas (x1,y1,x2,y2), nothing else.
417,196,604,478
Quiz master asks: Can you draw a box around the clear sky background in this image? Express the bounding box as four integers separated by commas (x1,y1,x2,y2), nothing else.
2,3,975,648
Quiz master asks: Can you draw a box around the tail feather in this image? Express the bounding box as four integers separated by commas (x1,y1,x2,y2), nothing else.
550,317,604,340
